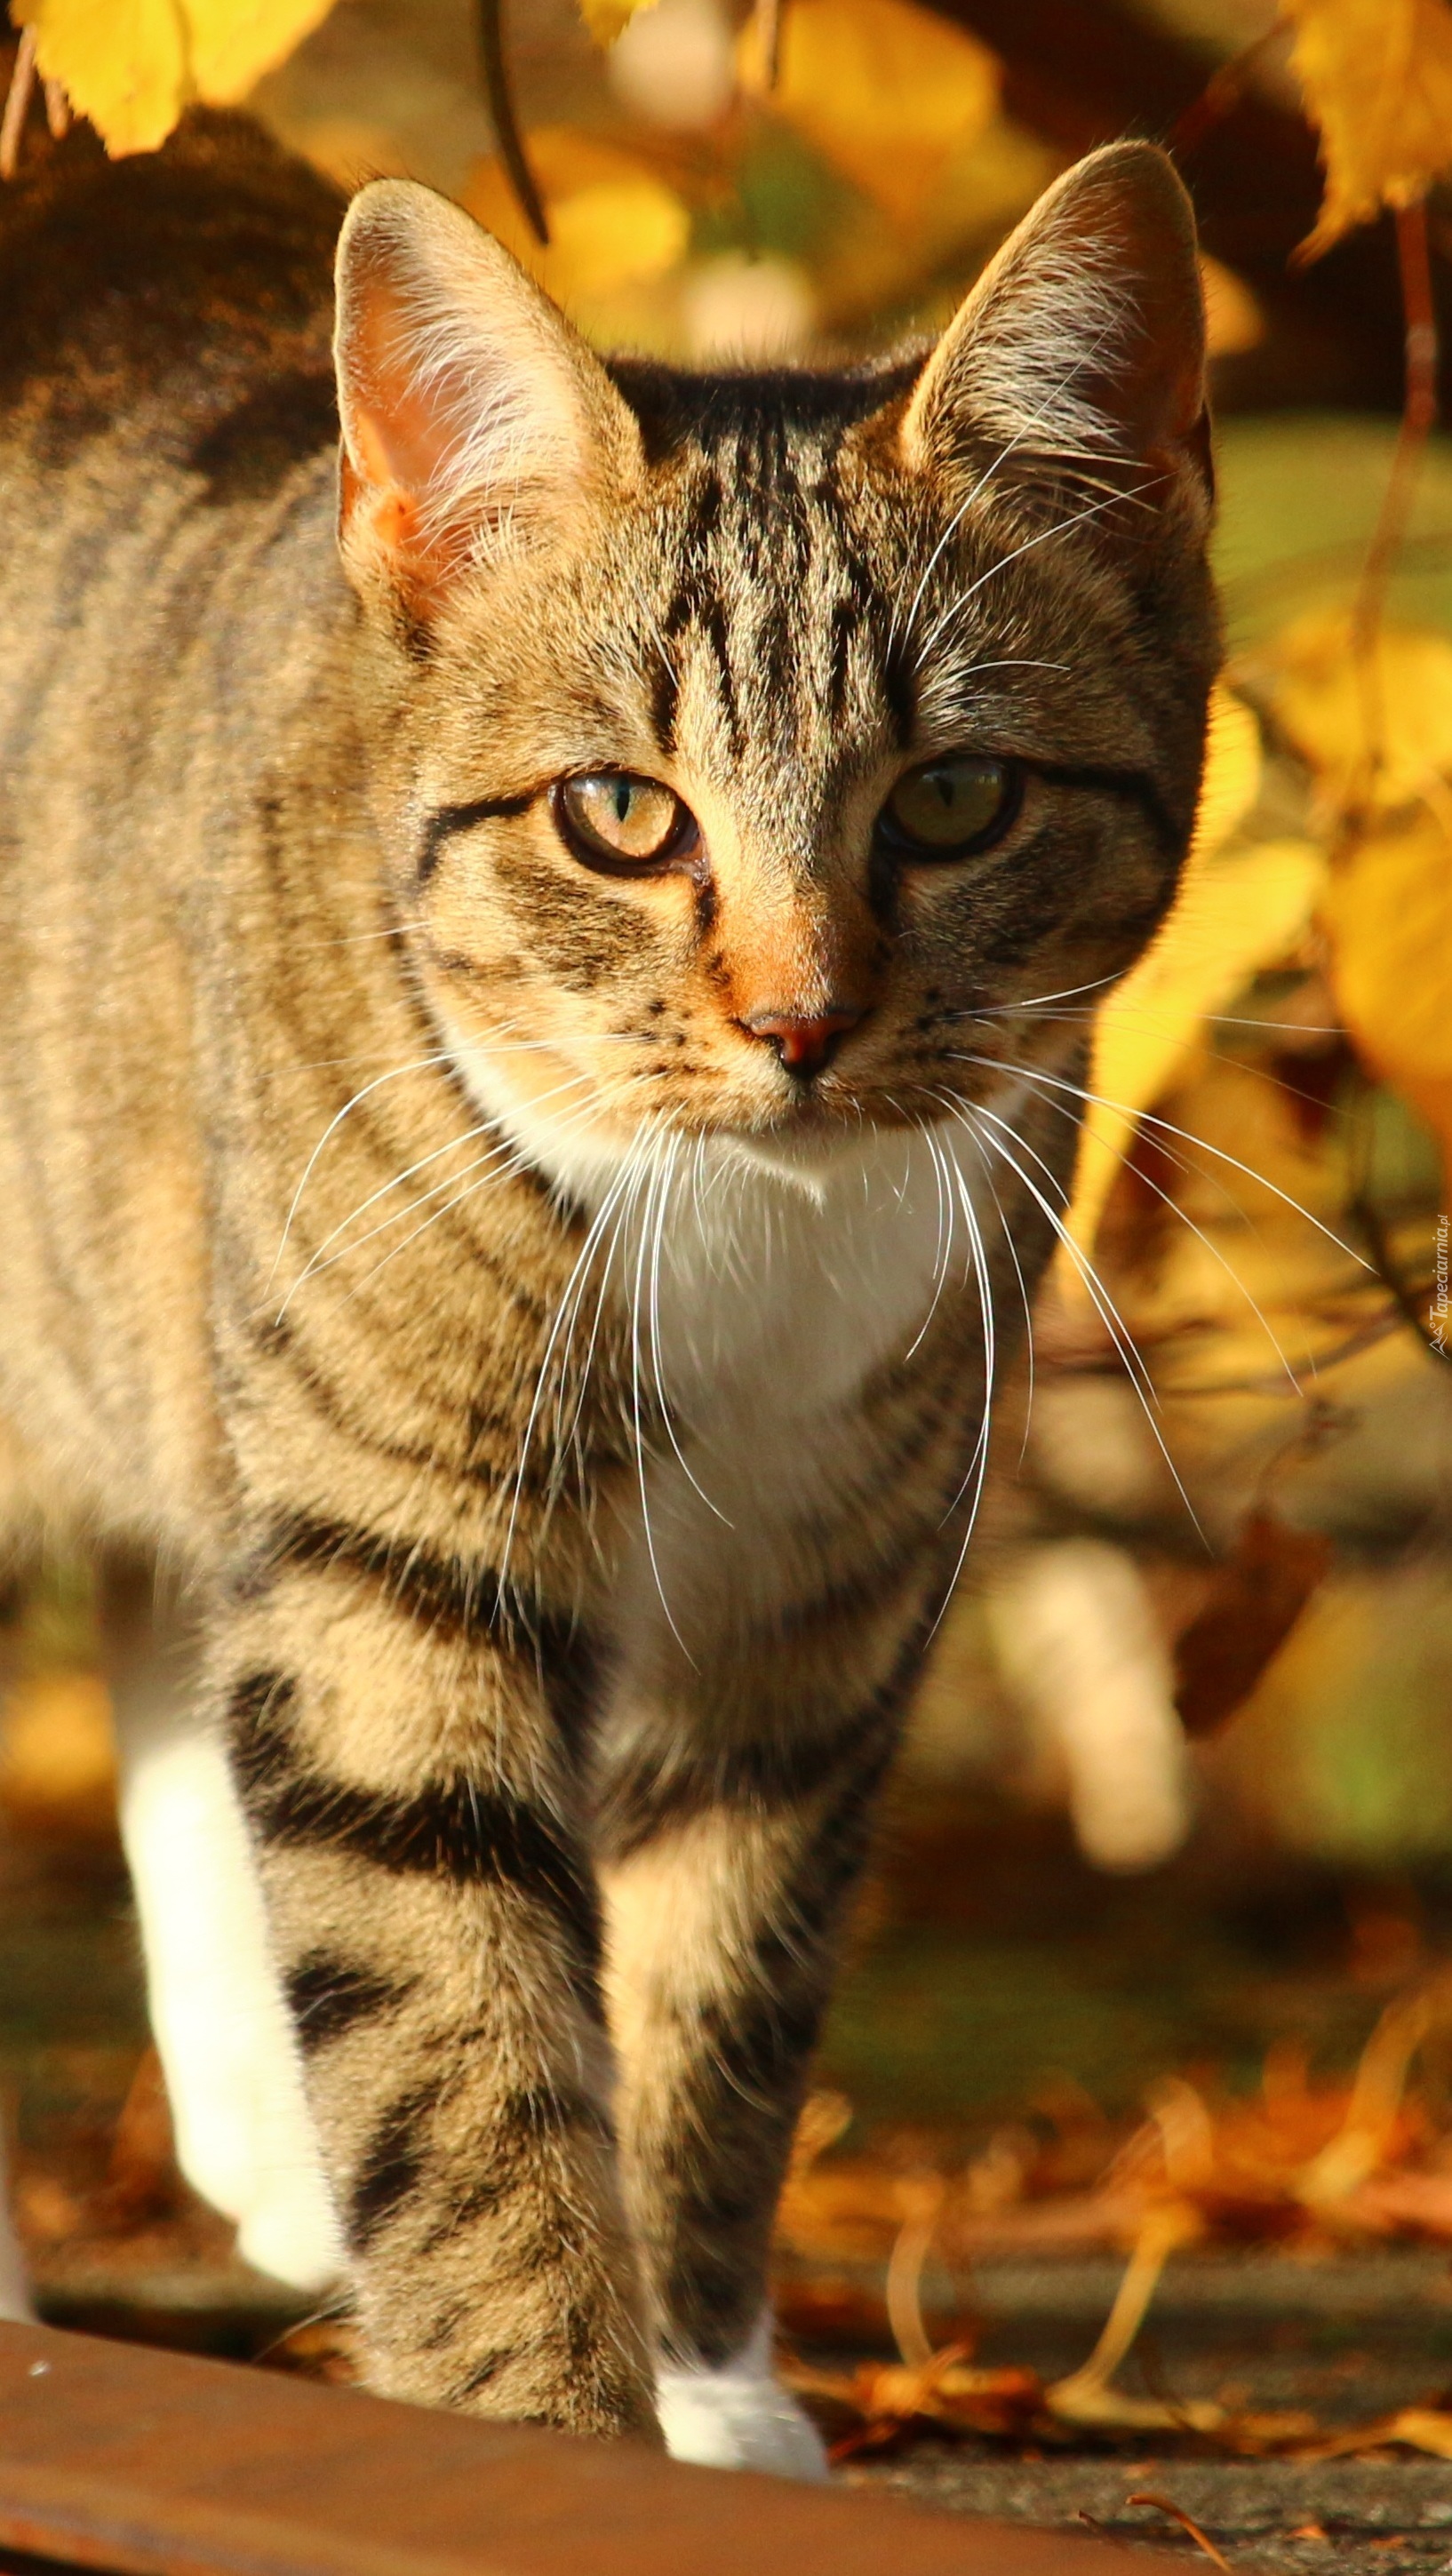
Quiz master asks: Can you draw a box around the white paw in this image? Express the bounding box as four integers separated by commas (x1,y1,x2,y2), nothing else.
0,2190,33,2321
232,2161,344,2293
117,1711,343,2291
657,2317,829,2480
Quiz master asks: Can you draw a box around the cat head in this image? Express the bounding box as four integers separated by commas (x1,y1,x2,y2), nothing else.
331,144,1217,1187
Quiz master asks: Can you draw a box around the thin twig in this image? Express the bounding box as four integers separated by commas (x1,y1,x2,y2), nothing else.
884,2175,945,2370
756,0,786,87
1345,201,1439,817
1165,28,1282,162
43,76,69,140
1127,2493,1236,2574
0,27,38,182
476,0,548,246
1346,1184,1440,1359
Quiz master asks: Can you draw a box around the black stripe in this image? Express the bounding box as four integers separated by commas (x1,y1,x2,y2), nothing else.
658,1735,898,2362
701,594,741,757
348,2083,437,2250
238,1511,570,1656
284,1953,413,2054
237,1511,601,1757
599,1623,922,1859
882,632,916,747
450,2349,519,2403
1032,760,1183,853
227,1680,603,1977
418,794,534,886
417,2083,613,2255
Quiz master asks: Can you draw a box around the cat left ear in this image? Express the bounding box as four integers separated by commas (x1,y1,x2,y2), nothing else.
901,142,1210,507
333,179,643,620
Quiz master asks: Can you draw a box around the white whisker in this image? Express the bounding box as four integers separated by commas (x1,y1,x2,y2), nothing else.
626,1148,697,1670
915,478,1161,667
269,1051,457,1287
952,1097,1206,1543
946,1049,1373,1275
921,1134,996,1640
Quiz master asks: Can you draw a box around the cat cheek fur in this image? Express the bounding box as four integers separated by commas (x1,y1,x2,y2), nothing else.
0,115,1216,2456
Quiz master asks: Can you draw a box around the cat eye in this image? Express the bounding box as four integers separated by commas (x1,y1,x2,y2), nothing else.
878,755,1022,860
552,773,700,875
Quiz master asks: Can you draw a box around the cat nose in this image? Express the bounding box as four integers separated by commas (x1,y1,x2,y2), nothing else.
740,1006,865,1075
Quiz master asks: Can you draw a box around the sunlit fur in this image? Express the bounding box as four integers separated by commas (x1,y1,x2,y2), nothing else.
0,113,1216,2452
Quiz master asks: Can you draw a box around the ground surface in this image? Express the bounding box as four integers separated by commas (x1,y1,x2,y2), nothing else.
5,1795,1452,2568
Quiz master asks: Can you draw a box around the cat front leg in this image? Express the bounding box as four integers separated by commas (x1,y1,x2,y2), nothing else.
102,1555,341,2290
219,1536,657,2439
0,2151,32,2322
599,1662,912,2477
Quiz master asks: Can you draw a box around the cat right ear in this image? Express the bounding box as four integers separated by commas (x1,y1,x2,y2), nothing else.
333,180,643,621
900,142,1210,511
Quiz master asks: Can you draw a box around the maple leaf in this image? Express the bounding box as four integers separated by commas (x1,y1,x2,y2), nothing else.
1281,0,1452,255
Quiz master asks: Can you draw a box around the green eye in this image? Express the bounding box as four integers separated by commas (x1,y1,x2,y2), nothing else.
881,756,1021,858
554,773,698,873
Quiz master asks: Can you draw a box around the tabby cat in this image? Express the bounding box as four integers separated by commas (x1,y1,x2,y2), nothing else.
0,111,1215,2469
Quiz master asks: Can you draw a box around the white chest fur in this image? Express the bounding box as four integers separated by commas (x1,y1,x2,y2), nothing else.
447,1030,1001,1663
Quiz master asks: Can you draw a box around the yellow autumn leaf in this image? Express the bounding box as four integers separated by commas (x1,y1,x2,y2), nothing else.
15,0,338,157
547,177,690,296
578,0,660,43
1065,691,1327,1256
739,0,999,227
466,128,691,307
185,0,339,103
1189,682,1265,862
1282,0,1452,254
15,0,186,156
1259,612,1452,818
1321,809,1452,1176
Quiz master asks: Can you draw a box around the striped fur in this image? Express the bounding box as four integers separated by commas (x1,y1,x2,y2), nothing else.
0,114,1217,2445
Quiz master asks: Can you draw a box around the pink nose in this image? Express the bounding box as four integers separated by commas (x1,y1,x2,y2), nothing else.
741,1007,864,1074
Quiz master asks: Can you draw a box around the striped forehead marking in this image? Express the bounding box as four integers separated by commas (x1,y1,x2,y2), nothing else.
646,421,904,761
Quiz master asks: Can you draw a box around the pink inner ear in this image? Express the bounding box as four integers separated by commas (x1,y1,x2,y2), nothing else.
1081,177,1208,456
342,268,457,505
903,146,1208,487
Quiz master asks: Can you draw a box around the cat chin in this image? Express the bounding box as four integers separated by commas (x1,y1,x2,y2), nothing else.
655,2317,829,2480
713,1121,867,1200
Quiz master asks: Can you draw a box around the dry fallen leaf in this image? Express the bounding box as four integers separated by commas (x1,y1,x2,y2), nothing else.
1281,0,1452,256
1173,1513,1333,1739
13,0,337,157
776,1983,1452,2459
739,0,999,227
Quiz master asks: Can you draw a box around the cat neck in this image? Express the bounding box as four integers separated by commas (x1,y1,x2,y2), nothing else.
443,1014,1017,1424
